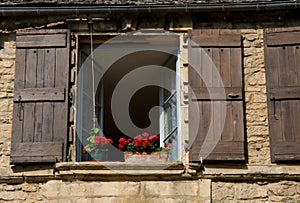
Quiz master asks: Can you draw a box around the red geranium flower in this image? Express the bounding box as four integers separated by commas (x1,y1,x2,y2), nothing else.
143,140,150,147
94,136,102,145
149,135,158,142
134,135,143,140
119,138,126,144
141,132,149,138
118,132,169,153
119,143,125,150
134,139,143,147
83,147,87,154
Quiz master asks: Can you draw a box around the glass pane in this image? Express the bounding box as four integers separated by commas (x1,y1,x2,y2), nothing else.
165,129,178,162
164,93,177,136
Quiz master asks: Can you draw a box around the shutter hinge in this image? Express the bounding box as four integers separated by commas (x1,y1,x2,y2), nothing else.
69,91,74,104
71,33,76,48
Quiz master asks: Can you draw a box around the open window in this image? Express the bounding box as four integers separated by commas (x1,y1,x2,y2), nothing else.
76,33,181,162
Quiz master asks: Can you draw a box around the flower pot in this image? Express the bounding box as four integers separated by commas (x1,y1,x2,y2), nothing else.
89,149,108,161
124,151,168,163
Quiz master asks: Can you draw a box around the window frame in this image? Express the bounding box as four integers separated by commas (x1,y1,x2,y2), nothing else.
75,33,182,162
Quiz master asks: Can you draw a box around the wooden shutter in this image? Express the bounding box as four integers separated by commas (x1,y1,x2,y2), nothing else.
11,29,70,163
264,27,300,162
188,30,245,161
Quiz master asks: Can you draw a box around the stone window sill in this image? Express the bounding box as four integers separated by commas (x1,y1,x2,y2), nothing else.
54,162,186,180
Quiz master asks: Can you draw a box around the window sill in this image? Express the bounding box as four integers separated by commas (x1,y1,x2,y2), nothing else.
54,162,186,180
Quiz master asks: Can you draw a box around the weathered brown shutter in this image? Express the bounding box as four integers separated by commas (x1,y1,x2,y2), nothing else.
11,29,70,163
264,27,300,162
188,30,245,161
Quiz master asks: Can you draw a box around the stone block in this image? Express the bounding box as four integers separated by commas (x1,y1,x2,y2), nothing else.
246,112,267,123
144,181,199,196
87,181,140,196
269,181,296,196
243,40,251,48
247,72,266,86
246,103,267,110
145,197,182,203
3,41,16,50
244,47,257,57
235,184,268,200
28,193,43,201
199,179,211,199
247,126,269,136
269,195,293,202
0,191,26,201
94,197,124,203
212,182,234,202
245,34,258,41
0,60,14,68
245,86,266,93
22,184,38,192
40,180,62,199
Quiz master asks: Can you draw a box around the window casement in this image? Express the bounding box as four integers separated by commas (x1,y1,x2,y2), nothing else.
264,27,300,162
76,33,182,162
10,29,246,164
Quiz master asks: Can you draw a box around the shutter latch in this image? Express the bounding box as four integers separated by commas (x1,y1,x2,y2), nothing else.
17,96,24,121
270,95,279,120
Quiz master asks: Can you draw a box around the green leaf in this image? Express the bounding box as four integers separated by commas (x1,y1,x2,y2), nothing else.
92,127,100,134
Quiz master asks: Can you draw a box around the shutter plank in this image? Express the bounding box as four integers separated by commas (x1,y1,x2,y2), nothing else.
12,49,26,145
266,31,300,46
222,101,233,141
34,49,45,143
202,48,212,87
278,45,289,86
233,101,244,141
190,141,245,161
192,87,242,100
292,101,300,142
220,48,231,87
53,38,70,162
281,101,294,142
190,34,241,47
274,142,300,161
269,87,300,100
16,34,66,48
231,48,242,87
11,142,63,163
23,49,37,143
14,88,65,102
42,48,56,142
265,47,279,87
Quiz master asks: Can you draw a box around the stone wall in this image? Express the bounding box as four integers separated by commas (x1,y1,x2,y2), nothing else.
0,34,15,175
0,16,300,202
212,181,300,202
0,180,211,202
242,29,270,165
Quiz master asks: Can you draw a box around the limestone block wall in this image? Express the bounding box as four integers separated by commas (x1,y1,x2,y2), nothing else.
212,181,300,202
242,29,270,164
0,34,15,175
0,21,300,202
0,180,211,202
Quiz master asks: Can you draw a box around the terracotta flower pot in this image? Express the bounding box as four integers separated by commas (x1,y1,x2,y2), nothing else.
124,151,168,163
